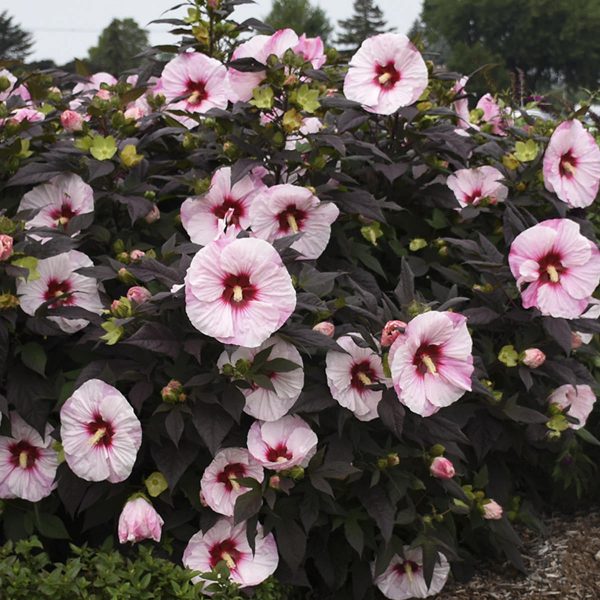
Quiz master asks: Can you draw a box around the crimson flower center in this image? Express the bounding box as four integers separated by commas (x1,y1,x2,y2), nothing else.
209,538,242,570
277,204,307,234
559,151,578,178
266,443,293,463
465,188,483,205
350,360,377,390
86,414,115,447
375,62,401,89
221,273,257,307
213,197,244,225
538,252,564,283
44,278,74,308
217,462,247,491
394,560,420,577
9,440,40,470
50,197,78,226
186,79,207,105
413,343,441,375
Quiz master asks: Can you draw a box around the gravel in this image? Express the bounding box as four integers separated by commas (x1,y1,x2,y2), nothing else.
436,512,600,599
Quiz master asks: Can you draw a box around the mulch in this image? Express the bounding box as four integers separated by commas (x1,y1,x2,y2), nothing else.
436,512,600,599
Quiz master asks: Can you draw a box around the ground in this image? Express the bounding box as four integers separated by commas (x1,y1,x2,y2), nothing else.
437,512,600,599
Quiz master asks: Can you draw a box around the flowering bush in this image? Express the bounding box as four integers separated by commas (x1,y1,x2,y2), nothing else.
0,1,599,598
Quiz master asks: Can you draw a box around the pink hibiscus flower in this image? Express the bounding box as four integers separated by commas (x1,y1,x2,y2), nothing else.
294,34,326,69
200,447,264,517
452,76,471,129
373,546,450,600
160,52,232,127
7,107,45,124
446,166,508,209
183,518,278,588
476,93,507,135
250,184,339,260
72,72,117,96
325,334,386,421
217,336,304,421
16,250,103,334
118,496,164,544
60,379,142,483
542,120,600,208
181,166,265,246
0,68,30,102
343,33,428,116
548,384,596,430
0,412,58,502
389,311,474,417
247,415,318,471
18,173,94,233
508,219,600,319
184,236,296,347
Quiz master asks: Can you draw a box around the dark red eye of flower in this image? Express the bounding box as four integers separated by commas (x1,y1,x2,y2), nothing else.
217,462,247,491
222,273,257,307
186,80,207,105
559,151,578,178
44,278,73,308
9,440,40,470
464,188,483,204
413,344,441,375
213,197,244,225
277,204,307,234
375,62,401,89
266,443,292,463
538,252,564,283
209,538,241,569
50,199,77,226
350,360,377,390
394,560,420,576
86,414,114,447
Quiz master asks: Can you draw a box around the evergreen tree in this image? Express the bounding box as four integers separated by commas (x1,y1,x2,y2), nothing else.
88,18,149,74
337,0,394,51
0,11,33,61
265,0,333,43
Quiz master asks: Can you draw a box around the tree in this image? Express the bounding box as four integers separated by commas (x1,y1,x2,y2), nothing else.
419,0,600,94
88,18,149,74
265,0,333,43
0,11,33,61
337,0,395,51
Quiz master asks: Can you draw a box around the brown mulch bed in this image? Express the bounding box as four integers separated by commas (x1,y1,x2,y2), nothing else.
436,512,600,599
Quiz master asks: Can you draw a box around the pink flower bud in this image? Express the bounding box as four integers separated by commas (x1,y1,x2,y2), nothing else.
482,499,503,520
144,205,160,224
124,105,145,121
571,332,583,349
161,379,186,403
522,348,546,368
0,235,13,261
129,249,145,261
126,286,151,305
313,321,334,337
60,109,84,132
95,89,111,100
380,320,407,347
269,475,281,489
429,456,455,479
111,299,122,313
118,496,164,544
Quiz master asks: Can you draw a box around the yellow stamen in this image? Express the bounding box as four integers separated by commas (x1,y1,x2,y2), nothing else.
221,552,236,569
561,161,576,175
276,456,288,463
287,214,299,234
404,562,414,583
89,427,106,446
378,72,392,85
228,476,241,491
232,285,243,303
57,216,69,226
357,372,372,386
422,354,437,374
547,265,559,283
188,91,201,104
19,451,29,469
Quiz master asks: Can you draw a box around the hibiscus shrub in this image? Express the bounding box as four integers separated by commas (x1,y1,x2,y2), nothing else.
0,0,599,598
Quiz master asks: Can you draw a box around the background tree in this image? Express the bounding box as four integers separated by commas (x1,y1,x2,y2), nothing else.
337,0,394,51
88,18,149,74
0,11,33,61
265,0,333,43
418,0,600,95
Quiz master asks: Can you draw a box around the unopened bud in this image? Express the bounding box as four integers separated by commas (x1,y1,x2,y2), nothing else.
161,379,186,403
313,321,334,337
521,348,546,369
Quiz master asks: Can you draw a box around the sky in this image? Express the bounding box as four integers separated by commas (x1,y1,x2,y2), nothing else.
5,0,423,65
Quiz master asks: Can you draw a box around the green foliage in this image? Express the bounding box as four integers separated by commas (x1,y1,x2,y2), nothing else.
419,0,600,94
265,0,333,43
88,18,149,74
337,0,394,50
0,10,33,61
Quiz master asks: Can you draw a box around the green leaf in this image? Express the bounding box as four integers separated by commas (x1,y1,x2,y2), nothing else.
261,358,301,373
249,86,274,110
21,342,46,377
514,139,539,162
35,513,70,540
89,135,118,161
12,256,39,281
233,488,262,525
296,84,320,113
